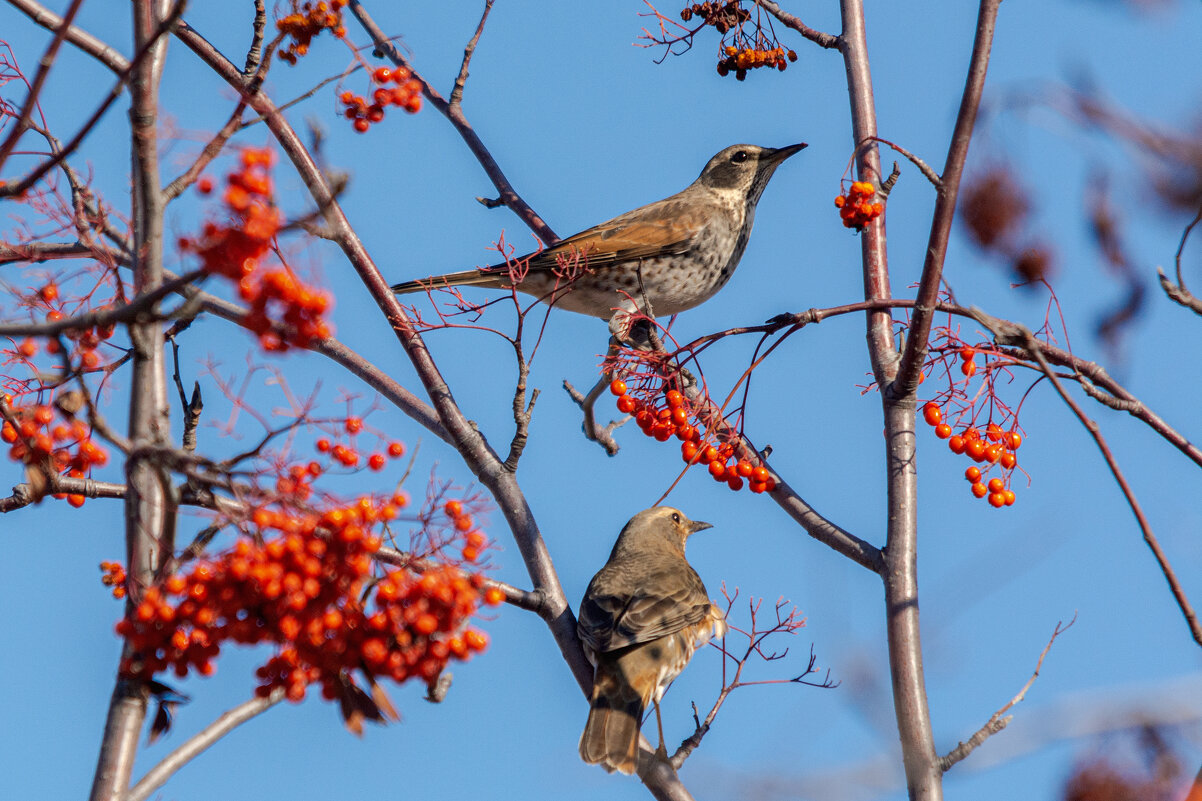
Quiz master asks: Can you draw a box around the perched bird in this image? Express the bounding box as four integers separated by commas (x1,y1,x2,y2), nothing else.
577,506,727,775
392,143,806,337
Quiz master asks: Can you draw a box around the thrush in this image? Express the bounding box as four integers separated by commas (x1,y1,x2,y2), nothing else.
577,506,727,775
391,143,806,337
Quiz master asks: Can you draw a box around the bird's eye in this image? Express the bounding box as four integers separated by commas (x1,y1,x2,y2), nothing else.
731,150,748,163
672,513,681,523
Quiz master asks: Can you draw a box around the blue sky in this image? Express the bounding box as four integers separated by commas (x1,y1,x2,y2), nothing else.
2,2,1201,800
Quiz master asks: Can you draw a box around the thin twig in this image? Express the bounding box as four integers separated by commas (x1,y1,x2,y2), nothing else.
940,615,1076,771
449,0,494,109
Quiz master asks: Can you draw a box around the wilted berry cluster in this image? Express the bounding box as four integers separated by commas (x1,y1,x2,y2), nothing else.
339,67,423,133
960,168,1053,283
609,379,777,494
113,483,498,706
922,402,1022,508
1,397,108,507
680,1,750,33
180,149,332,352
717,44,797,78
276,0,347,65
835,181,884,230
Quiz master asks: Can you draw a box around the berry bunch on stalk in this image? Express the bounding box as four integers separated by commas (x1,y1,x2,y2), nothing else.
608,377,776,494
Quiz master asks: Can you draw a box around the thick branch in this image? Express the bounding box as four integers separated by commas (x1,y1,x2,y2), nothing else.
7,0,130,74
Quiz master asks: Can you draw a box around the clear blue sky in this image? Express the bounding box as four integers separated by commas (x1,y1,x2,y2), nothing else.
2,2,1200,800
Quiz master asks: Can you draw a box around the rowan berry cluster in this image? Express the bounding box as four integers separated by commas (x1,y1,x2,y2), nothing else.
1,398,108,507
339,67,423,134
716,44,796,79
609,379,777,494
315,416,406,472
180,149,332,352
921,401,1022,508
10,281,117,372
99,561,127,599
113,486,497,706
276,0,347,65
835,181,884,230
444,500,492,567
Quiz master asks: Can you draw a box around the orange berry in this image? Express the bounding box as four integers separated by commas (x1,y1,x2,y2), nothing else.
17,339,36,358
316,438,331,453
983,444,1002,464
948,435,965,454
665,390,684,408
609,379,627,396
39,283,59,302
970,482,988,498
961,359,977,377
616,395,636,414
736,460,753,477
707,460,726,478
484,587,505,606
1000,452,1017,470
387,441,405,458
681,442,698,463
751,466,770,483
964,466,981,482
965,439,987,461
345,416,363,434
368,453,386,471
988,492,1006,508
986,423,1003,442
1006,432,1022,450
67,494,85,508
922,402,941,426
935,423,952,439
1003,490,1016,506
415,613,438,635
987,477,1004,493
727,475,744,492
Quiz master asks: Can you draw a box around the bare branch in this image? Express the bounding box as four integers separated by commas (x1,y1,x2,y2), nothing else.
449,0,494,109
7,0,130,74
127,689,286,801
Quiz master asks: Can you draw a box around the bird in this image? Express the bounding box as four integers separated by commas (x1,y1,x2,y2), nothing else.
576,506,727,775
391,143,806,338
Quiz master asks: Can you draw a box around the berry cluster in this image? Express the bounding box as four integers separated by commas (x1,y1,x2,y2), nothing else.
339,67,423,134
717,44,797,78
609,379,777,494
444,500,492,567
114,487,497,707
99,561,127,599
276,0,347,65
180,149,332,352
834,181,884,230
315,416,406,472
1,398,108,507
9,281,117,372
922,402,1022,508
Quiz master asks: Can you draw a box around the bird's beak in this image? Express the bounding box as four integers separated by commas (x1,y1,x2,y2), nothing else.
687,520,714,536
768,142,808,163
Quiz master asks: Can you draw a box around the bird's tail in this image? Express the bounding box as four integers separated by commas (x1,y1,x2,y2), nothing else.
579,675,644,775
390,268,509,296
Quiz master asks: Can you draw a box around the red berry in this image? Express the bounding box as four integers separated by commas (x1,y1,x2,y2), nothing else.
934,423,952,439
616,395,636,414
922,403,941,426
609,379,627,396
388,441,405,458
368,453,386,471
948,435,965,454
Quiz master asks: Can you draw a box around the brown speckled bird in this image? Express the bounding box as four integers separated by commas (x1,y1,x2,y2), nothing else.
577,506,727,775
391,143,805,337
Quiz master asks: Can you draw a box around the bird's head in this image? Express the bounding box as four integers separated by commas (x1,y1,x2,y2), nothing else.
697,143,807,205
615,506,713,557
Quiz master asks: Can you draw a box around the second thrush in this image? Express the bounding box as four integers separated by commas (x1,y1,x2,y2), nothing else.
577,506,727,774
392,143,806,337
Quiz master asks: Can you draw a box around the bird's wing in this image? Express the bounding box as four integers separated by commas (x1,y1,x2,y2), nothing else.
485,199,703,276
578,566,711,654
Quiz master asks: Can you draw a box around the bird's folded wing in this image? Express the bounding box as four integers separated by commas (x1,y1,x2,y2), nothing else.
486,203,702,276
579,569,712,654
